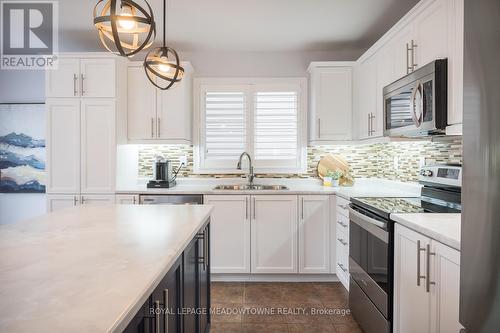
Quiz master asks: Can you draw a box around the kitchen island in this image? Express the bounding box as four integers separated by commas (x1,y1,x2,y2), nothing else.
0,204,213,333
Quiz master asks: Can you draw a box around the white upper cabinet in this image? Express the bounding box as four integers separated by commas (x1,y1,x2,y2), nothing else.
127,62,193,143
308,63,353,143
80,59,116,98
354,56,378,140
353,0,464,138
127,65,157,140
205,195,251,274
251,195,298,274
298,195,330,274
46,99,81,194
46,57,116,98
80,99,116,194
46,58,81,98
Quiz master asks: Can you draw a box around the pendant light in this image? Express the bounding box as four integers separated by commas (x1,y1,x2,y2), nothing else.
93,0,156,57
143,0,184,90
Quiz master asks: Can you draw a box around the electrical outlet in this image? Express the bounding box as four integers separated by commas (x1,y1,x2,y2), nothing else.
179,155,188,166
419,157,426,167
393,156,399,170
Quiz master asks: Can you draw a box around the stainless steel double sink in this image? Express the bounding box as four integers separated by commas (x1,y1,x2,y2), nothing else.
213,184,289,191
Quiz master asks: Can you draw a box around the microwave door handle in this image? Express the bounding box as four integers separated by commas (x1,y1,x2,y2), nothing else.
411,81,424,127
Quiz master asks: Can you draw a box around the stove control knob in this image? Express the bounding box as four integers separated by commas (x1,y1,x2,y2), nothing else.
421,170,433,177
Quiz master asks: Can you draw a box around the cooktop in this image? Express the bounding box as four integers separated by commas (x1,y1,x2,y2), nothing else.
351,196,461,221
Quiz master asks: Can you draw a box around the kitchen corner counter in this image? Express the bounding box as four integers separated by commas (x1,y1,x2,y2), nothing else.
391,213,461,250
0,204,213,333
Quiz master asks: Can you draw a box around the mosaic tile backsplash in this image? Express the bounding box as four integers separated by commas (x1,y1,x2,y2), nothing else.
137,138,462,182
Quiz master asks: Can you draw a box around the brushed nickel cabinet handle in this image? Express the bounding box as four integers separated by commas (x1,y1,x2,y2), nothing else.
74,196,78,206
406,42,412,74
164,289,169,333
317,118,321,139
426,244,436,292
301,197,304,220
245,197,248,220
338,263,348,273
368,113,371,136
73,74,78,96
81,196,86,204
370,113,375,135
411,40,418,70
157,118,161,138
133,196,136,204
204,226,209,270
417,240,426,286
81,74,85,95
253,198,256,220
338,221,348,228
154,300,160,333
339,204,348,210
337,238,348,246
151,118,154,138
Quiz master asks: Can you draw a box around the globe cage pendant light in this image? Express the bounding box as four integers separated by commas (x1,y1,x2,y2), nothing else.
93,0,156,57
143,0,184,90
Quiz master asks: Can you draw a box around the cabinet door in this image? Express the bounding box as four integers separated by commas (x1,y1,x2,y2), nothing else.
298,195,330,273
204,195,250,273
115,194,139,204
127,65,157,140
413,0,449,69
46,58,80,98
46,194,79,212
81,195,115,205
310,67,352,141
356,56,377,140
430,241,461,333
183,236,198,333
157,74,192,143
153,256,182,333
198,224,210,333
392,24,415,79
80,59,116,98
447,0,464,126
46,99,80,193
80,99,116,194
394,224,431,333
251,195,298,274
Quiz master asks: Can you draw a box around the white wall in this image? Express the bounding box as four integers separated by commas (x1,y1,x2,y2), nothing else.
0,70,47,224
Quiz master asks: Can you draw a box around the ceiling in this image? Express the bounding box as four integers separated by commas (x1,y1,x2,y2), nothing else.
59,0,419,54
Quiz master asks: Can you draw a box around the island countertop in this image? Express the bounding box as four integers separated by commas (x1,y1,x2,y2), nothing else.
0,204,213,333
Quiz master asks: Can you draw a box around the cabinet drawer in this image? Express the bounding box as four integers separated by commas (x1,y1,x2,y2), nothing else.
336,233,349,266
336,197,350,217
336,213,349,233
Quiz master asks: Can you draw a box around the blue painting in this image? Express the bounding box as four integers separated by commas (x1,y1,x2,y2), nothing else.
0,104,46,193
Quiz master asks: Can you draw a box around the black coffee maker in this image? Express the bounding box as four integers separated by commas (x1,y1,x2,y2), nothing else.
147,156,182,188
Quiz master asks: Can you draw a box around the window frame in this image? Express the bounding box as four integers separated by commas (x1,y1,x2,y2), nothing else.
193,77,307,174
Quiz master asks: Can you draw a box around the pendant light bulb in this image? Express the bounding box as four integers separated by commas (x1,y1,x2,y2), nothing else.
118,5,135,30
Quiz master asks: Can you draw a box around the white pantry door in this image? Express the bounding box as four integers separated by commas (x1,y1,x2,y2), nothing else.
46,99,80,194
80,99,116,194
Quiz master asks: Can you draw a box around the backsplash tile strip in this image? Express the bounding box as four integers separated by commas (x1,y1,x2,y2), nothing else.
137,138,462,182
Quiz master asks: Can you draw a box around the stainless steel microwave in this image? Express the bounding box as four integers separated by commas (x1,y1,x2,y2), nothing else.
383,59,448,137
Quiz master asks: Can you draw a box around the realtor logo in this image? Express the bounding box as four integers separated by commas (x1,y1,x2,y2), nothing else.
1,1,58,70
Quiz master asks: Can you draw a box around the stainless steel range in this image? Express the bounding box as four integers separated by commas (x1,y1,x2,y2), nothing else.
348,165,462,333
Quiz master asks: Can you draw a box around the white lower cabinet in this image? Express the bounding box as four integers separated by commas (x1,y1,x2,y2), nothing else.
47,194,115,212
115,194,139,204
251,195,298,274
394,223,461,333
205,195,251,274
47,194,80,212
299,195,330,273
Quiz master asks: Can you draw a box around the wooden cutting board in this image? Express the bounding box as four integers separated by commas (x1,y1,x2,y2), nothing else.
317,154,354,186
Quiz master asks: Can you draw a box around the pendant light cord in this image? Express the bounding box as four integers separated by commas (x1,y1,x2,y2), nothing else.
163,0,167,47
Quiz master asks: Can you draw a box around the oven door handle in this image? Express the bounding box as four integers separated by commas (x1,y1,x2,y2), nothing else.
348,206,387,229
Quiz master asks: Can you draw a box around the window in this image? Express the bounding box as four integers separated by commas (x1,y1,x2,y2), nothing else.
194,78,307,173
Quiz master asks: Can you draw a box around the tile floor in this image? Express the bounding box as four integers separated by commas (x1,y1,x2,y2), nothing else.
210,282,363,333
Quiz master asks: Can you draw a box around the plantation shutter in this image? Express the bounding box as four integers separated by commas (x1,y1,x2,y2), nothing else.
254,91,299,163
204,91,247,160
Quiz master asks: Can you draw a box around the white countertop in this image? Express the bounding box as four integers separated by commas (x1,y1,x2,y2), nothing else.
0,204,213,333
116,177,422,199
391,213,461,250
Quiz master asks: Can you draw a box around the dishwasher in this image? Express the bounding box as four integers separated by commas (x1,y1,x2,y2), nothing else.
139,194,203,205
